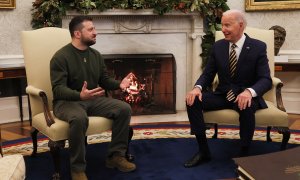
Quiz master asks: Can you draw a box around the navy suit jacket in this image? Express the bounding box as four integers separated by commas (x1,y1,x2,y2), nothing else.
196,34,272,109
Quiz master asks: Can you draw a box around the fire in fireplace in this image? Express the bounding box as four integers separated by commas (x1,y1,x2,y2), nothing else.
103,54,176,115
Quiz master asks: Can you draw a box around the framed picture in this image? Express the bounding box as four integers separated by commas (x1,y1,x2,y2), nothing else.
0,0,15,9
245,0,300,11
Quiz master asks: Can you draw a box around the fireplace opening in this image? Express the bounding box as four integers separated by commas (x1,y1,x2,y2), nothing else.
103,54,176,115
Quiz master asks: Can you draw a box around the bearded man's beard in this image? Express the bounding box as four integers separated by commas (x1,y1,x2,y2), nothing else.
81,37,96,46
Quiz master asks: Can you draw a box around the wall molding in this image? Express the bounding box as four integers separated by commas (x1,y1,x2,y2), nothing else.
0,55,24,68
1,49,299,67
279,50,300,62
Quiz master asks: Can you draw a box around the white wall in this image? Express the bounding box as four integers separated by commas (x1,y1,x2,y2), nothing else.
1,1,300,55
0,0,32,55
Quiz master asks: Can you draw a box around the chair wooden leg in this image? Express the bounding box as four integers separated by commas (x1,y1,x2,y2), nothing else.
204,123,218,138
266,126,272,142
31,128,39,157
277,127,290,150
126,126,134,162
0,127,3,156
48,140,65,180
212,124,218,139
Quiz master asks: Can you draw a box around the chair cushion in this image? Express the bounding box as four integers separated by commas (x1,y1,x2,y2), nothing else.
255,101,288,127
203,101,288,127
32,112,112,141
0,154,26,180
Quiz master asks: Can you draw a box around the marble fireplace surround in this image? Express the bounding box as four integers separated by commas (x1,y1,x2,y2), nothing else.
62,10,204,123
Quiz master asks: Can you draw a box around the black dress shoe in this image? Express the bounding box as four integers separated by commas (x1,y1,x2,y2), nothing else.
183,152,211,168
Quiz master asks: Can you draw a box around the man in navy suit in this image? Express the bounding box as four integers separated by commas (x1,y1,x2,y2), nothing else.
184,9,272,168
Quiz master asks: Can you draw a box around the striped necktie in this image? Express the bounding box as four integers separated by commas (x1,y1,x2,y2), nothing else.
229,43,237,77
227,44,237,102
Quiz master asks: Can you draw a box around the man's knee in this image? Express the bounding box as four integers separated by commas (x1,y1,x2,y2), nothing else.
240,104,257,115
119,101,132,115
186,98,202,111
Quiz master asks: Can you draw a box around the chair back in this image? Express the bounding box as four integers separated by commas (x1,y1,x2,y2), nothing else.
215,27,274,77
21,27,71,116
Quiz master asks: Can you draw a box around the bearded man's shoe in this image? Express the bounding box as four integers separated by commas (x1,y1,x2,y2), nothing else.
106,155,136,172
71,171,88,180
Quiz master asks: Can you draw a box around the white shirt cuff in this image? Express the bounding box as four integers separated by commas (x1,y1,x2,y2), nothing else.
247,88,257,97
194,85,202,91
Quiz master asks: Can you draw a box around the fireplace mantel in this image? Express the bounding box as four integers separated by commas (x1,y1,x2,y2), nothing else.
65,9,200,16
62,10,204,114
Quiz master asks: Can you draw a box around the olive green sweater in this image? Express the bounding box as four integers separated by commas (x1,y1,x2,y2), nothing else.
50,43,120,101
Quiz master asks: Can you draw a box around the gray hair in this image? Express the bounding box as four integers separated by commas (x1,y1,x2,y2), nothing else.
223,9,247,28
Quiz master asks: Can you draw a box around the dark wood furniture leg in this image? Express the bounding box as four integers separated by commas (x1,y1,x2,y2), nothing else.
27,95,32,125
14,78,23,122
126,126,134,162
0,127,3,156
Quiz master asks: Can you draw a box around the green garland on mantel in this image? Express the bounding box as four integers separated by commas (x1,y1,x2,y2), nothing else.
31,0,229,69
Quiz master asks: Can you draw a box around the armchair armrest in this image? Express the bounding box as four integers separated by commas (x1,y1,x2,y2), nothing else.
272,77,286,112
210,74,286,112
264,77,286,112
212,76,286,112
26,85,44,96
26,85,55,127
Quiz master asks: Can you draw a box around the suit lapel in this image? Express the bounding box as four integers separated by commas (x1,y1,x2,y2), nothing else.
221,41,230,75
235,34,251,78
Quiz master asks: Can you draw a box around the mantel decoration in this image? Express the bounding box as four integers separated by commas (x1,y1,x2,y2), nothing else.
31,0,229,69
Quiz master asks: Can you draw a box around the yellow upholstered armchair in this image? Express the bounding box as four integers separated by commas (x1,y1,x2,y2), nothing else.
203,27,290,150
21,27,133,179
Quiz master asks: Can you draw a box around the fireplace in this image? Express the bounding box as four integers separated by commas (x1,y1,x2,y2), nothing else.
103,54,176,115
63,10,204,123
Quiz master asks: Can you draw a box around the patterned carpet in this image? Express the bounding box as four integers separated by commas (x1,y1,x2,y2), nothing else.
3,125,300,156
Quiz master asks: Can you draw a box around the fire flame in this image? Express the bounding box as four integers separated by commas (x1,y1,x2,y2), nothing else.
123,73,148,104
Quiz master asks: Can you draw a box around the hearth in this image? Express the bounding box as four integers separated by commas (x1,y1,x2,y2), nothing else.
103,54,176,115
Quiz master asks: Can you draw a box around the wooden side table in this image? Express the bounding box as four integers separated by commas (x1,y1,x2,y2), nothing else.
0,66,32,123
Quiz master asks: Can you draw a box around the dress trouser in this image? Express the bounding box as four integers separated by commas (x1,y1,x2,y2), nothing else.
53,96,131,172
187,92,258,148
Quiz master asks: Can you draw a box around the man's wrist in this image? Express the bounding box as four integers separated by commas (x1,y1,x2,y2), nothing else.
246,88,257,97
194,85,202,91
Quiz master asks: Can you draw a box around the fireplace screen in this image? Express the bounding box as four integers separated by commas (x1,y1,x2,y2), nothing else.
103,54,176,115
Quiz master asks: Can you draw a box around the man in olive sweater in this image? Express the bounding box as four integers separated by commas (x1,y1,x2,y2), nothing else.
50,16,136,180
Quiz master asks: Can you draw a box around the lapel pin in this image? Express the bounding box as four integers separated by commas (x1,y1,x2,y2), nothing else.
246,46,250,50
